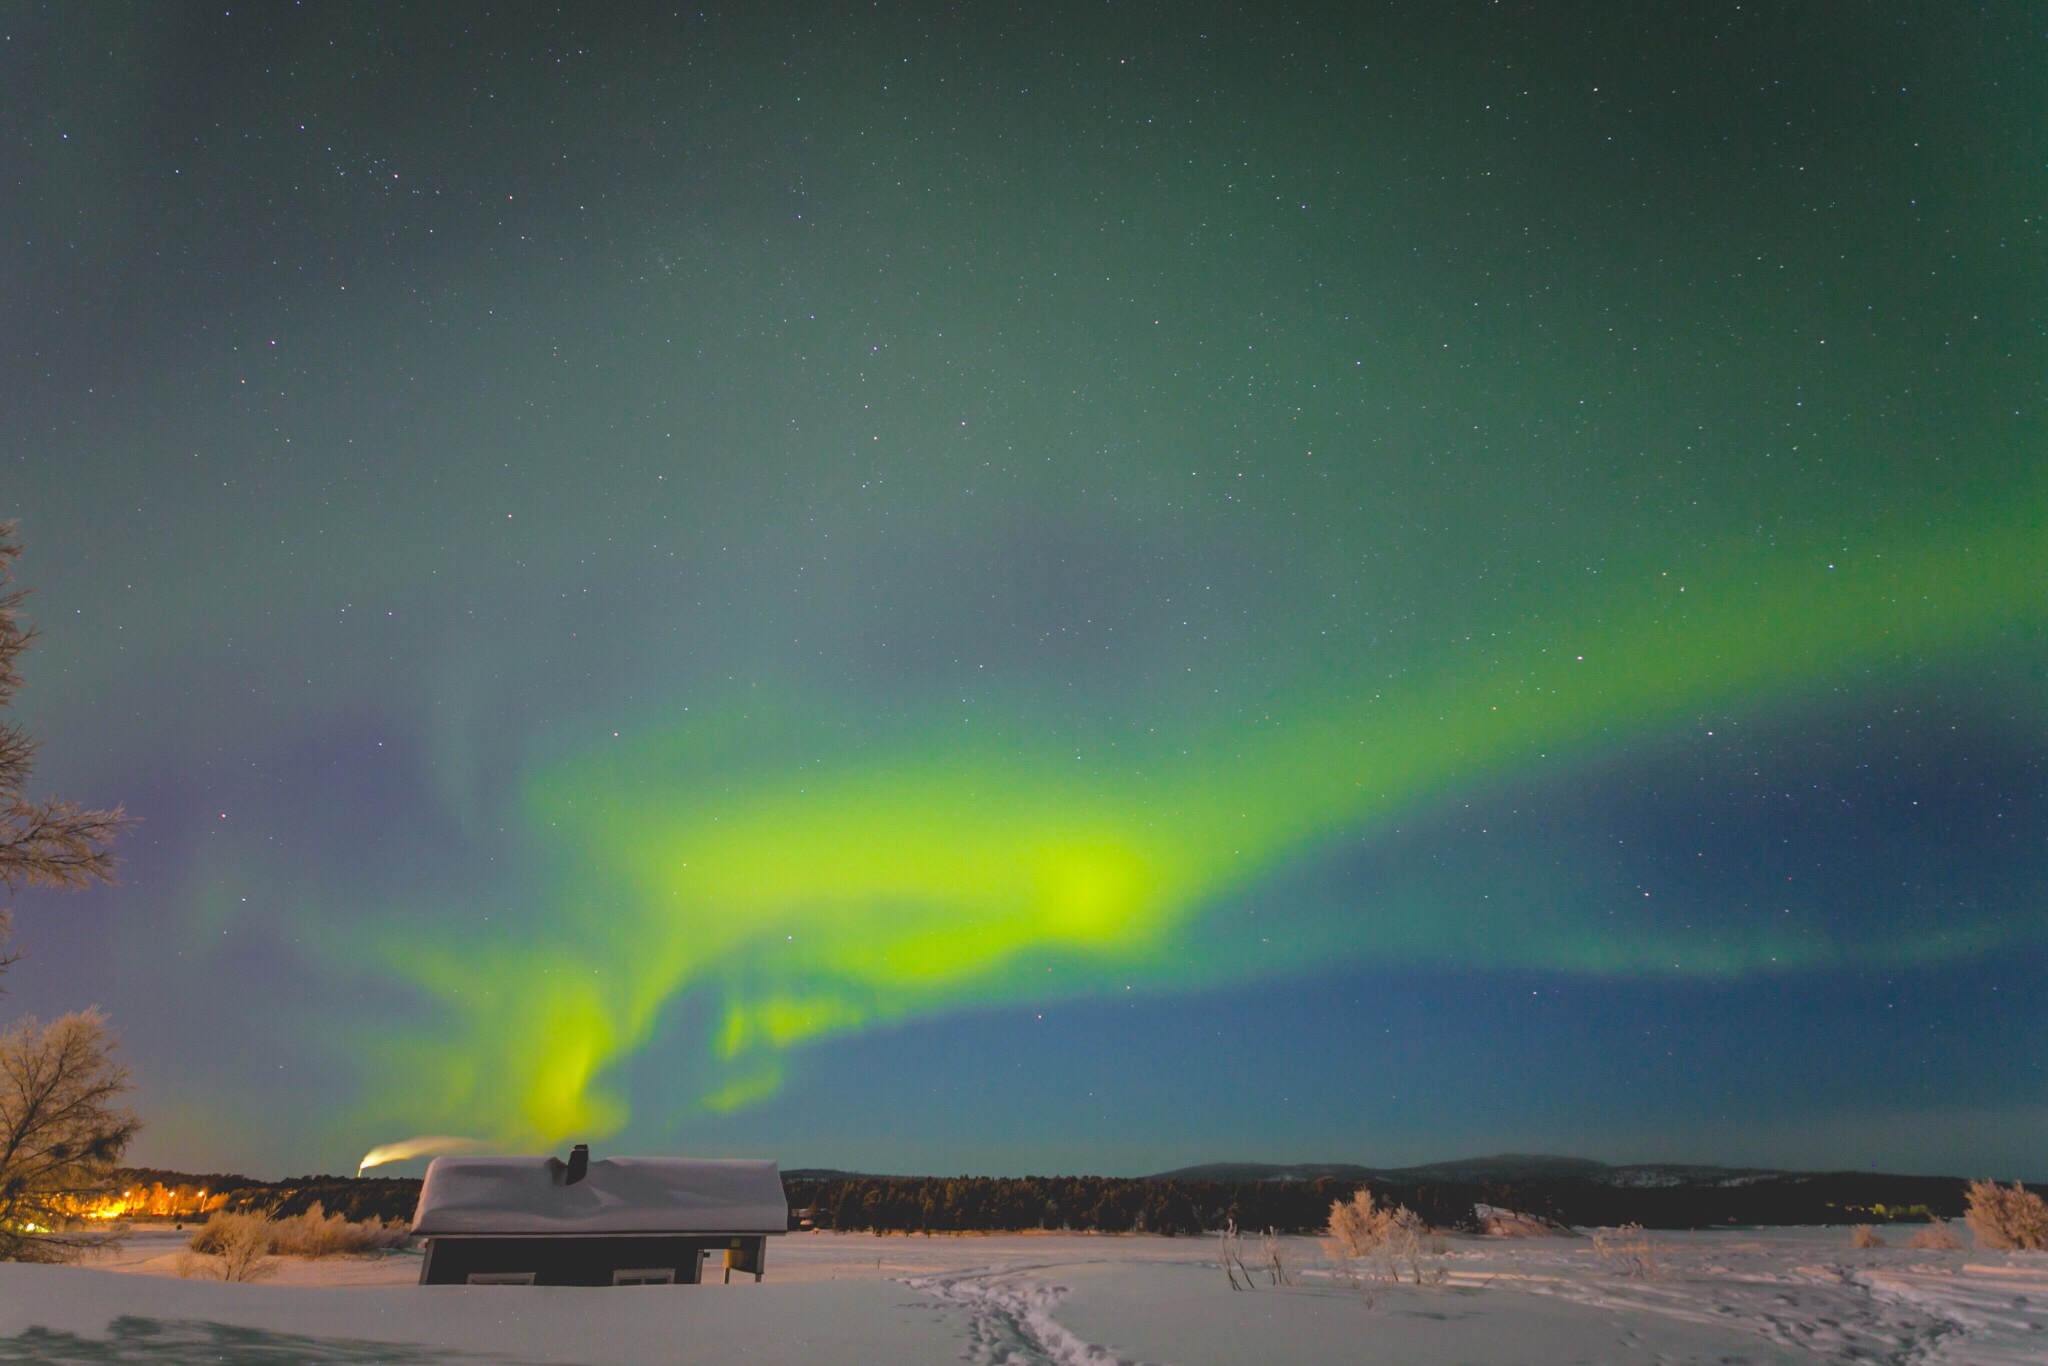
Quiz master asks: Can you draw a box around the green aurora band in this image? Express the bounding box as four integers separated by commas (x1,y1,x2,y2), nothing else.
356,493,2044,1146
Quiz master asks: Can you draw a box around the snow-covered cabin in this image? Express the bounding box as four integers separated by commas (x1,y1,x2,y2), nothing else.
410,1146,788,1286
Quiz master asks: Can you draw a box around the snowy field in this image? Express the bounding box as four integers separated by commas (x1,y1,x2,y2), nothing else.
0,1226,2037,1363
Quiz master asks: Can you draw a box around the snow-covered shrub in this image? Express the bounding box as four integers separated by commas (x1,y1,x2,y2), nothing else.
1259,1227,1295,1286
1323,1189,1445,1287
1217,1219,1253,1290
1592,1223,1660,1280
1324,1188,1394,1260
1904,1218,1961,1250
1964,1181,2048,1251
184,1211,274,1281
267,1202,410,1257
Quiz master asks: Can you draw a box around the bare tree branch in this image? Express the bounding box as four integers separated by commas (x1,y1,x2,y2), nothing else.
0,523,138,1261
0,798,128,894
0,519,133,928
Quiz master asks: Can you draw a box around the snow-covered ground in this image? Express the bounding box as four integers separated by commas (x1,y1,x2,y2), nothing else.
0,1225,2037,1363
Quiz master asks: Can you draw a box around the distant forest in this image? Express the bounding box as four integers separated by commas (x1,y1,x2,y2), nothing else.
113,1167,1976,1233
781,1173,1974,1234
113,1169,423,1225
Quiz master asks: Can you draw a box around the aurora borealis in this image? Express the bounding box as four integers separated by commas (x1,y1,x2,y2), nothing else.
4,3,2043,1178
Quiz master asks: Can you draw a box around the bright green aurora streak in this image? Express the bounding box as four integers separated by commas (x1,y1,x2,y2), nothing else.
362,495,2043,1145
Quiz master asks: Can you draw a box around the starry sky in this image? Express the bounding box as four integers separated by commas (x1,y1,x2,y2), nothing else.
3,2,2043,1180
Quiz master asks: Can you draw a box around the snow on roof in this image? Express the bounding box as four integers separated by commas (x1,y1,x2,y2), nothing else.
411,1156,788,1236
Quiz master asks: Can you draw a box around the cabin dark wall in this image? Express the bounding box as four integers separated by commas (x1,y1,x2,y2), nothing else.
419,1235,769,1286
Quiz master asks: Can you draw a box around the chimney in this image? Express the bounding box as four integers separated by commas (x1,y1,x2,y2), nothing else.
566,1143,589,1184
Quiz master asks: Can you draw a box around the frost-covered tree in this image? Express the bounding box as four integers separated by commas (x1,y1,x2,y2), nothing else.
0,522,137,1260
0,1009,139,1260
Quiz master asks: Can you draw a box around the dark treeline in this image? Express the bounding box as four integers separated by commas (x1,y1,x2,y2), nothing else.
112,1168,1977,1233
115,1169,424,1224
234,1176,424,1222
786,1175,1347,1236
1452,1173,1973,1231
785,1172,1977,1234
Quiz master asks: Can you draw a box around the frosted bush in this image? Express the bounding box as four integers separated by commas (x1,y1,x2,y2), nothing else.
1592,1223,1661,1280
184,1211,273,1281
1963,1181,2047,1251
1904,1217,1961,1250
1259,1227,1294,1286
1323,1190,1445,1287
267,1202,410,1257
1324,1189,1395,1260
185,1202,408,1276
1217,1219,1252,1291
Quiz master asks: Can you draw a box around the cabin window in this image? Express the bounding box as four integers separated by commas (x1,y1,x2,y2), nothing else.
467,1271,537,1285
613,1267,676,1286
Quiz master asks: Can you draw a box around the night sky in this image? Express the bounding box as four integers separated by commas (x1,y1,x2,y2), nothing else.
4,3,2043,1180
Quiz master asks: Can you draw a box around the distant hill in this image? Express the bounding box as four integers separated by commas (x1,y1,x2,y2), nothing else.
1147,1161,1383,1183
1149,1153,1789,1187
1383,1154,1620,1184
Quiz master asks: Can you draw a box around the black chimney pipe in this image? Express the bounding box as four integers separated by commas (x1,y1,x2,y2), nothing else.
566,1143,589,1184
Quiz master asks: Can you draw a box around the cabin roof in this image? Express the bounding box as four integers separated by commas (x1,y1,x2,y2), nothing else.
411,1156,788,1236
